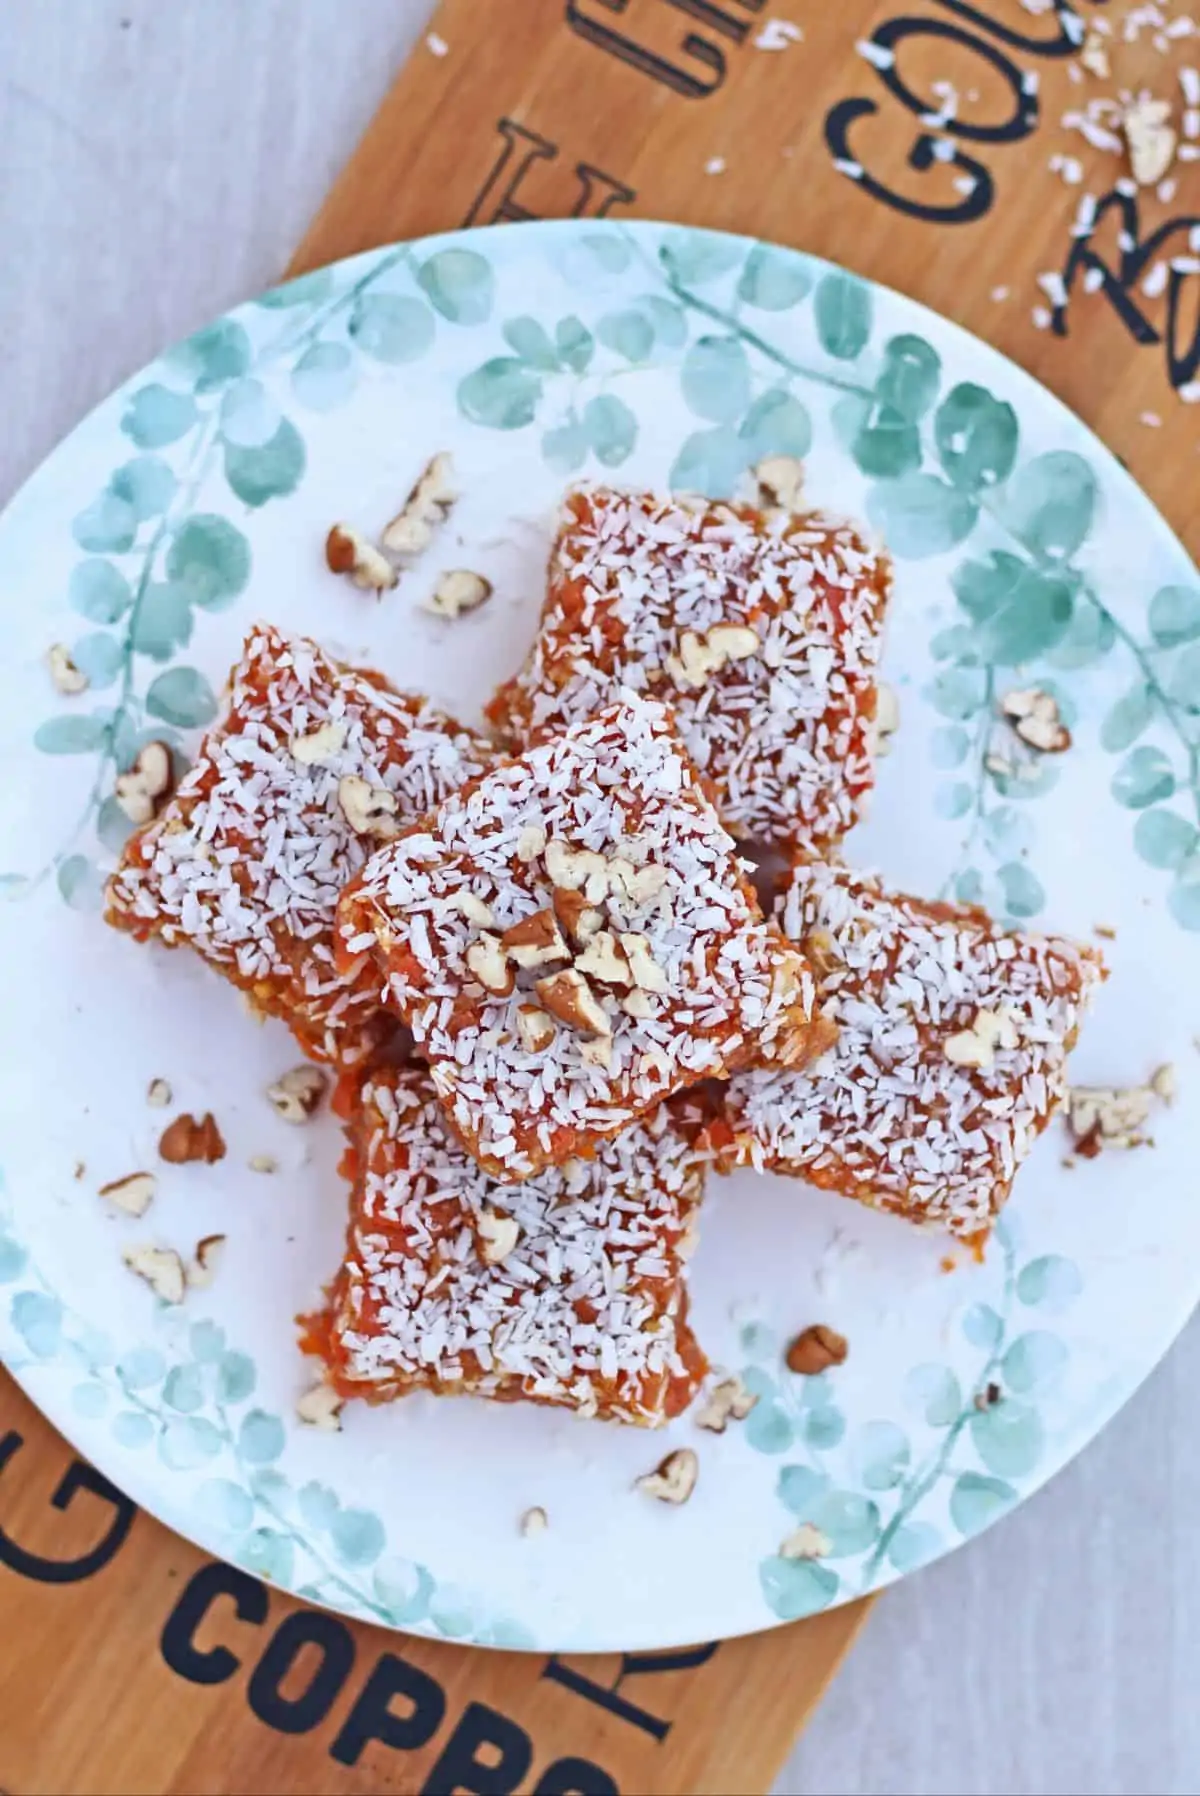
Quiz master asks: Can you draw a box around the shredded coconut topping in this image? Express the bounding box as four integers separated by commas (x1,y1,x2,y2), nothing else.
487,487,892,850
106,624,492,1064
723,861,1105,1241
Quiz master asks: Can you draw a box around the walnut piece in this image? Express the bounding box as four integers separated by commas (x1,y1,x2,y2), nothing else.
575,929,632,987
1080,30,1110,78
608,860,669,908
337,774,400,839
188,1234,226,1289
780,1522,832,1561
325,523,398,591
248,1154,278,1175
159,1112,226,1166
466,932,515,995
535,968,611,1037
47,643,89,695
620,932,668,993
123,1245,186,1304
754,453,805,509
425,569,493,619
516,824,547,863
520,1505,549,1538
553,887,604,947
478,1207,520,1265
1067,1081,1161,1154
289,721,347,766
695,1375,759,1433
786,1323,848,1375
267,1065,328,1123
516,1004,556,1053
668,623,759,689
1000,688,1071,755
99,1171,157,1218
621,987,654,1019
944,1006,1019,1070
636,1448,699,1505
500,908,569,971
296,1382,343,1430
545,839,610,902
146,1077,173,1109
382,452,457,558
454,891,495,929
1124,95,1176,186
114,741,174,826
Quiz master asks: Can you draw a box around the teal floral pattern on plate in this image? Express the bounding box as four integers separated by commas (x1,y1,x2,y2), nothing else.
0,221,1196,1652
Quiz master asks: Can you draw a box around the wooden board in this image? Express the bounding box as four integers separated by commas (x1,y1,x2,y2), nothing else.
5,3,1199,1792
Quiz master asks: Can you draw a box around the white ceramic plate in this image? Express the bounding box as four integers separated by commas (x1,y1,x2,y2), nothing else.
0,220,1197,1653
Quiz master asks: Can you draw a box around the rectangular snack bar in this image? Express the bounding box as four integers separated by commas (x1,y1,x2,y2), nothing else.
336,694,833,1180
486,486,893,851
307,1064,709,1425
718,859,1105,1245
106,624,493,1066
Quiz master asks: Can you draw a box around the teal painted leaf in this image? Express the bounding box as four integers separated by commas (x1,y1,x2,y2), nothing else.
867,474,977,559
998,861,1045,919
1101,682,1156,752
952,550,1024,622
70,559,133,624
970,1398,1044,1478
542,416,590,475
1004,451,1097,560
1046,600,1116,669
159,1417,223,1469
71,632,124,690
34,714,108,755
484,1619,538,1652
374,1558,433,1624
802,1406,846,1450
928,665,988,719
291,342,357,411
950,1471,1017,1535
122,384,198,449
554,315,594,372
163,1364,205,1413
1149,583,1200,649
146,667,217,728
577,231,631,274
298,1481,341,1531
777,1464,831,1516
502,315,560,370
855,1419,911,1491
583,394,637,467
876,334,941,421
1112,746,1175,809
173,320,252,391
218,378,281,449
935,781,973,820
930,623,980,663
1166,643,1200,712
1134,808,1198,870
956,868,985,904
417,247,493,324
1017,1253,1082,1310
0,1237,28,1283
813,1490,881,1556
111,455,177,521
119,1345,166,1388
669,426,745,498
223,418,305,507
737,243,812,310
331,1508,386,1566
904,1362,963,1426
72,1381,106,1418
11,1291,62,1357
1003,1330,1068,1394
596,309,654,362
814,270,873,359
934,383,1018,490
131,582,193,661
930,725,971,769
458,358,542,430
57,855,104,911
1169,866,1200,931
659,231,742,286
834,395,920,479
73,492,137,554
238,1409,285,1465
251,1469,290,1510
112,1411,155,1449
744,1402,794,1454
976,568,1074,665
429,1587,476,1638
634,294,686,348
740,389,812,462
888,1522,942,1572
760,1555,839,1621
196,1478,254,1533
796,1371,834,1410
739,1320,776,1359
963,1302,1003,1350
0,876,28,900
168,516,251,610
189,1320,225,1362
239,1527,295,1585
257,267,333,308
680,336,751,423
216,1350,256,1403
348,293,435,363
983,806,1034,858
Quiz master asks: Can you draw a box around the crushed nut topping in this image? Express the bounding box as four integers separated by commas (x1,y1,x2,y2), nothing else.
520,1505,549,1538
553,887,604,947
296,1382,343,1430
695,1374,759,1433
188,1234,226,1289
1151,1062,1177,1104
754,453,805,510
337,775,400,839
146,1077,173,1109
620,933,668,993
325,523,398,591
123,1244,186,1304
872,682,900,758
248,1153,278,1175
636,1447,699,1505
466,932,516,995
99,1171,156,1217
158,1112,226,1166
426,569,493,619
454,891,495,928
780,1522,832,1560
608,859,669,906
1124,94,1176,187
289,720,347,766
266,1065,328,1123
1000,688,1071,755
1079,30,1109,79
544,839,609,900
621,987,654,1019
47,643,88,695
516,1004,557,1053
114,741,174,826
382,452,457,558
786,1323,848,1376
668,623,760,689
500,908,570,971
477,1206,521,1265
575,929,632,986
534,967,611,1037
516,824,548,863
943,1006,1020,1070
1067,1076,1168,1155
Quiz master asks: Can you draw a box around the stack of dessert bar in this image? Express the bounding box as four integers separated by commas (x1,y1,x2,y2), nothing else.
107,486,1103,1429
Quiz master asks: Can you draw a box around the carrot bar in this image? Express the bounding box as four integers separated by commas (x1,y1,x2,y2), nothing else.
486,486,893,851
309,1065,709,1425
336,694,832,1181
106,624,493,1067
719,859,1105,1245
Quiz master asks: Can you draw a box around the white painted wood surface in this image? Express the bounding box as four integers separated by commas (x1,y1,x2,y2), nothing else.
0,4,1197,1791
